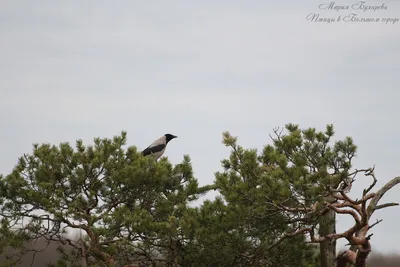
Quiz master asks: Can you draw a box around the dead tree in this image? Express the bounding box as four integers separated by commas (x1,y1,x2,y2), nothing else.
273,166,399,267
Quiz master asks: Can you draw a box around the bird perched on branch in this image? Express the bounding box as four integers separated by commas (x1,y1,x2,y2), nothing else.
142,133,177,160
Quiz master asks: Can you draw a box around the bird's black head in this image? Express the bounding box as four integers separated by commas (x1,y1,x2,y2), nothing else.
165,133,177,143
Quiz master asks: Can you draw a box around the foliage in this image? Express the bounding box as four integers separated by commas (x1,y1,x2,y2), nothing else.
181,197,317,267
214,124,398,267
0,125,398,267
216,125,355,236
0,132,204,266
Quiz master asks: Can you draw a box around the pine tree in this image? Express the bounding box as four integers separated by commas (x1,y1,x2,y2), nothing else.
0,132,209,266
0,126,398,267
213,124,399,267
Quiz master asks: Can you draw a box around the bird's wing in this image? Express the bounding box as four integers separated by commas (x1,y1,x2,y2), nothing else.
142,144,166,156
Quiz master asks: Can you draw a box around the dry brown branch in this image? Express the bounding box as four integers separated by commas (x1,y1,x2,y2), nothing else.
336,236,372,267
337,174,399,267
374,202,399,211
338,190,358,204
336,250,357,267
368,219,383,230
326,204,361,224
367,176,400,217
363,165,376,195
280,167,399,267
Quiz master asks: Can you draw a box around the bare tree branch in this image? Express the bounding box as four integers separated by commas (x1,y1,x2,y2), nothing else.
374,202,399,211
367,176,400,217
368,219,383,230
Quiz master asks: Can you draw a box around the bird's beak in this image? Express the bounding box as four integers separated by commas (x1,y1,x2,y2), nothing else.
173,135,178,139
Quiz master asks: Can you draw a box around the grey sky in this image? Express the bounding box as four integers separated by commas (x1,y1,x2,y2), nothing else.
1,0,399,254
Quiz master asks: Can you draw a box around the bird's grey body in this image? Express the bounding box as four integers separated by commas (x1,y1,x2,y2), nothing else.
142,133,177,160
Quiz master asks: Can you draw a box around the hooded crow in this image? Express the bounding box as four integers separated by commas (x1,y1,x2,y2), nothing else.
142,133,177,160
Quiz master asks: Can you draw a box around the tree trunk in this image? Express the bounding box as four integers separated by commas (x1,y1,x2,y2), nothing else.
319,209,336,267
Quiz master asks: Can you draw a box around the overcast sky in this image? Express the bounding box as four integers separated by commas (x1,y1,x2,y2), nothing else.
1,0,399,254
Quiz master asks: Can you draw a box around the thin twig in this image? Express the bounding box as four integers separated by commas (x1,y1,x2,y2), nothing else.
368,219,383,230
